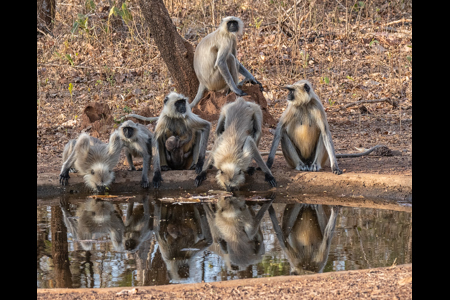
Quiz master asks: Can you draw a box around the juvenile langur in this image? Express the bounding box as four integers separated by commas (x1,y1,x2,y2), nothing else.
153,201,212,281
60,198,125,251
164,133,193,168
189,16,263,108
266,80,383,174
124,196,153,251
59,132,122,193
204,196,274,268
268,204,339,275
195,97,276,191
118,120,153,188
134,92,210,188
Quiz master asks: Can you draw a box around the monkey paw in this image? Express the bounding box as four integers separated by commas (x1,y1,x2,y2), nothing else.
246,167,256,176
152,171,163,188
235,89,248,97
195,158,204,174
161,165,172,171
332,167,343,175
141,178,150,189
195,172,207,187
295,164,308,171
309,164,321,172
59,172,70,185
265,173,277,187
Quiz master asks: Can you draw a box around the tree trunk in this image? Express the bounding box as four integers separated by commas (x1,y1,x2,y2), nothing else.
37,0,56,34
51,205,73,288
137,0,199,101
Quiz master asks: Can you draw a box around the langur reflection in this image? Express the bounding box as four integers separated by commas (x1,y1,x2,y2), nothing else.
204,195,274,269
60,198,125,251
268,204,339,275
124,195,153,251
153,201,212,282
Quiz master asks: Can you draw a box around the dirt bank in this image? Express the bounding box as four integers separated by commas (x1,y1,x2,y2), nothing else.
37,263,412,300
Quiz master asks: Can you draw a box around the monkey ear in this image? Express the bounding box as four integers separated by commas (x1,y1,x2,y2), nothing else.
303,83,310,93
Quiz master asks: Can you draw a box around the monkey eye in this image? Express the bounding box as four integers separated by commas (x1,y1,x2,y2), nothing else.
304,83,310,93
164,97,169,104
220,170,224,174
91,170,95,175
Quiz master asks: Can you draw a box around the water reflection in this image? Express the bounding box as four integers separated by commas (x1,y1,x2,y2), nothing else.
205,196,274,270
61,198,125,251
37,194,412,289
153,200,212,282
269,204,338,275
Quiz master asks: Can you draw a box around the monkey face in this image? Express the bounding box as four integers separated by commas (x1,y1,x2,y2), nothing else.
285,80,313,105
162,92,190,118
227,20,239,33
216,163,245,191
285,87,296,101
122,127,135,139
84,163,114,193
125,238,137,250
175,99,187,114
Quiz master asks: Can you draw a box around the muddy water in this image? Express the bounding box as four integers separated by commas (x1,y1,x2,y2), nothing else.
36,193,412,289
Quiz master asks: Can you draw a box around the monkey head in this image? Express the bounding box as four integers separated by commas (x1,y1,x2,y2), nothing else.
220,16,244,36
119,120,138,140
217,196,247,216
216,162,246,192
162,92,191,118
284,79,314,106
83,162,114,193
124,238,137,250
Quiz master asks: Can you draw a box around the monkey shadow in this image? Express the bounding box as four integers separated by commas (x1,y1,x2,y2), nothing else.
268,203,340,275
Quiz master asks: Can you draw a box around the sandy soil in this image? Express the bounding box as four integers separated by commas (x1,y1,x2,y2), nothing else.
37,264,412,300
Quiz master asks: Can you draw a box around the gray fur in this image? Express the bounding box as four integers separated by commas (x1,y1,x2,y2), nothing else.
151,92,211,188
195,97,276,190
59,132,123,192
190,16,262,108
118,120,153,188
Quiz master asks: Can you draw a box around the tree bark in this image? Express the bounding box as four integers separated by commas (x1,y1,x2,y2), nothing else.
37,0,56,34
51,205,73,288
137,0,199,101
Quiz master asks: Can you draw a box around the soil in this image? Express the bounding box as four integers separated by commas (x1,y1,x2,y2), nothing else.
36,264,412,300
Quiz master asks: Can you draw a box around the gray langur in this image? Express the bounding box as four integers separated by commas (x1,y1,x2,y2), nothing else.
266,80,383,174
118,120,153,188
60,198,125,251
204,196,274,269
189,16,263,108
59,132,122,193
130,92,211,188
268,204,339,275
195,97,276,191
124,196,153,251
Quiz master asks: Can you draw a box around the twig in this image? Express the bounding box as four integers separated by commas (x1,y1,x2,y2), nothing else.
384,18,412,26
343,98,397,108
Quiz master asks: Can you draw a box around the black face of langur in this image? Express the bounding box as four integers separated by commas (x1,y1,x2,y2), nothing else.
287,83,310,101
125,239,137,250
175,99,187,114
122,127,135,139
227,20,239,33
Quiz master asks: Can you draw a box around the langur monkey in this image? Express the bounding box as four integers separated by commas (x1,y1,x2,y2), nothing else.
124,196,153,251
60,198,125,251
129,92,211,188
118,120,153,188
204,196,274,269
268,204,339,275
195,97,276,191
153,201,212,281
266,80,383,173
59,132,122,193
189,16,263,108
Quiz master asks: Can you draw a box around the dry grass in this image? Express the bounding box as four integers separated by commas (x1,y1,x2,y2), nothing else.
37,0,412,173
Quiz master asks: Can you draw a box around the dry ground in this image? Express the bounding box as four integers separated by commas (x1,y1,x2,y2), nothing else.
37,0,412,296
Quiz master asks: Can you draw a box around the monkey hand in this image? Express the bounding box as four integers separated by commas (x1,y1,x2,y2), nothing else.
235,89,248,97
59,171,70,185
332,166,343,175
141,178,150,189
195,171,207,187
195,158,204,174
265,173,277,187
152,171,163,188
